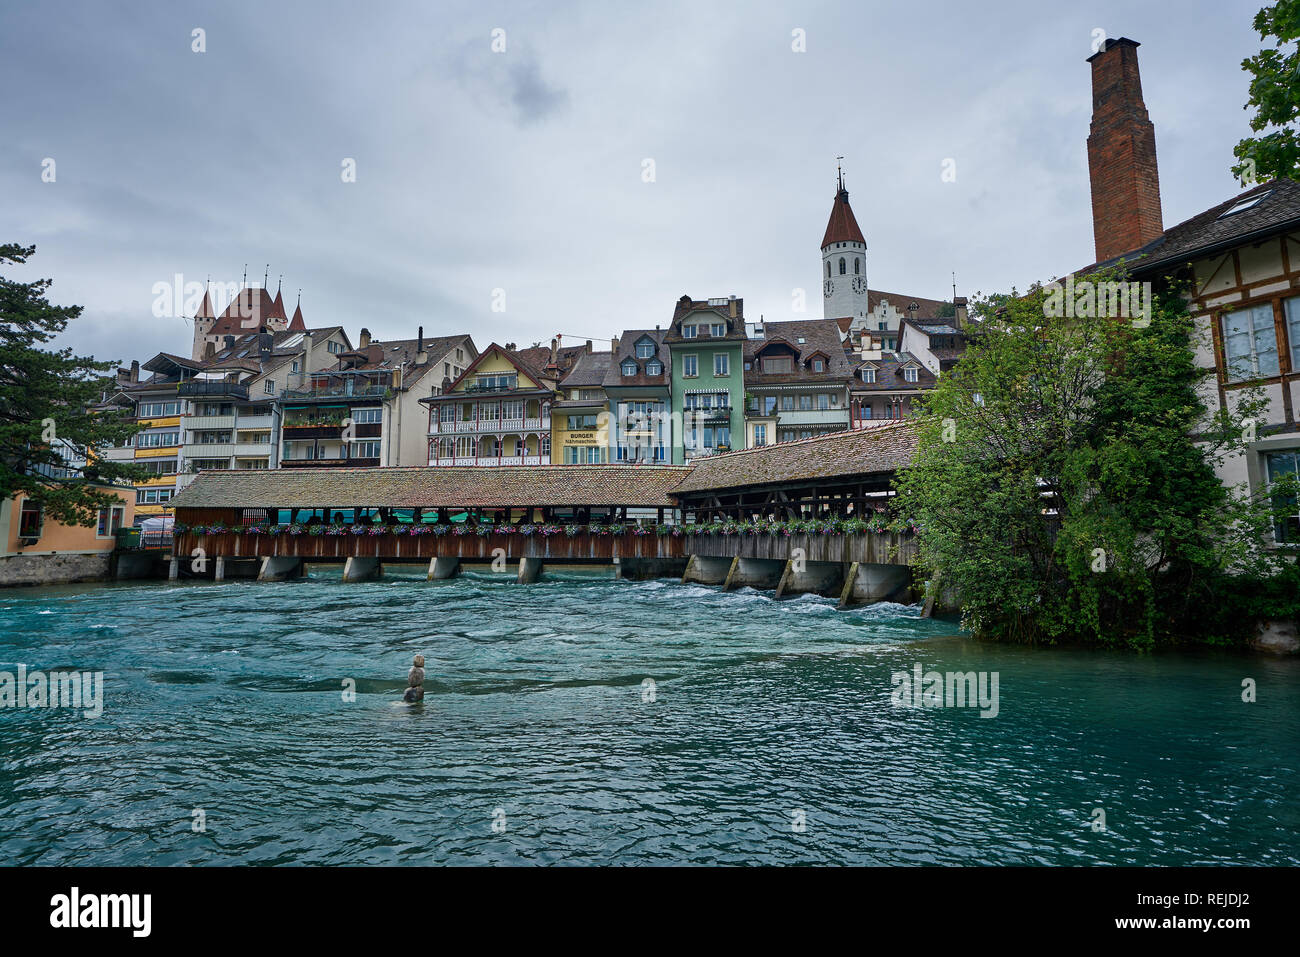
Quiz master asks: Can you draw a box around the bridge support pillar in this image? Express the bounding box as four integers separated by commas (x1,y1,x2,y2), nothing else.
214,555,226,582
725,558,785,592
168,556,179,581
774,560,845,600
343,557,381,582
428,556,460,580
839,562,913,609
259,556,304,581
682,555,732,586
517,556,543,584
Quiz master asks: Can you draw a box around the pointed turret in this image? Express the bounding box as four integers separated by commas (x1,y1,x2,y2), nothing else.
821,171,866,248
288,298,306,332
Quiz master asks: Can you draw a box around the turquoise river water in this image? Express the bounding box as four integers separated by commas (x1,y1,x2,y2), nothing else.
1,567,1297,865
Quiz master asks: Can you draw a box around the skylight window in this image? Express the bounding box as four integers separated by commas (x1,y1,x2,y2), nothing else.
1219,190,1272,218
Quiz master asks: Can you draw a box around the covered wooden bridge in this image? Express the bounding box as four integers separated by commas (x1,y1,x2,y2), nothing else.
168,423,921,607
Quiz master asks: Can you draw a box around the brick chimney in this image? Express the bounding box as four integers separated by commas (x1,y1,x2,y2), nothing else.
1087,37,1163,262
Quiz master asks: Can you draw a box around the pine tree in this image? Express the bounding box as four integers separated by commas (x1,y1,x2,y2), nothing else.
1,243,143,526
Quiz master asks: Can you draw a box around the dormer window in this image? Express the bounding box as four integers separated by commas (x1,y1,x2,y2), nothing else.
621,360,638,376
862,368,876,383
710,322,725,337
812,358,824,372
682,324,697,338
904,367,919,383
646,360,662,376
635,340,654,359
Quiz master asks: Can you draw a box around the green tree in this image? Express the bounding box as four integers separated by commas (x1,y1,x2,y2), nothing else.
896,267,1292,648
1,243,144,526
1232,0,1300,184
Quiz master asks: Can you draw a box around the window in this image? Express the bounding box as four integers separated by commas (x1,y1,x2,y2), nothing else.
137,401,183,417
860,405,873,420
826,262,831,278
328,340,344,354
854,258,861,275
714,353,729,376
1265,450,1300,543
567,414,599,430
445,362,451,377
1222,303,1279,381
352,408,382,424
904,367,919,383
710,323,725,337
682,324,697,338
540,435,551,457
816,393,830,410
635,340,654,359
137,431,180,448
761,356,792,374
352,441,381,458
502,400,524,420
862,368,876,383
264,380,276,394
683,355,698,377
1219,190,1273,218
476,373,517,390
291,360,300,373
622,360,638,376
646,360,662,376
456,348,464,361
439,404,455,423
839,257,846,275
799,394,812,411
753,424,767,447
812,358,825,372
763,395,777,415
96,506,125,537
781,395,794,411
564,446,606,464
18,500,42,539
1286,295,1300,373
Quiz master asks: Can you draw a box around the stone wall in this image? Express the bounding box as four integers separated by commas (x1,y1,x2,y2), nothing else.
0,552,112,587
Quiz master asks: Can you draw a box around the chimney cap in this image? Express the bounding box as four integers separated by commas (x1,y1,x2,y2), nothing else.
1086,36,1140,62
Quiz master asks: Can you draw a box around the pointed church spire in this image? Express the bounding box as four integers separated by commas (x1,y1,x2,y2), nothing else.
288,289,306,332
194,278,215,320
822,162,865,248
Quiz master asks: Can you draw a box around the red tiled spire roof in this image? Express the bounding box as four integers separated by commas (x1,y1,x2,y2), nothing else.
821,180,866,248
269,289,288,321
194,287,215,320
288,301,305,331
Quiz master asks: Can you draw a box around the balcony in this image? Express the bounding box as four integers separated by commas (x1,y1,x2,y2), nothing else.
281,384,390,400
184,441,272,458
179,381,249,399
184,414,236,430
234,415,275,431
281,457,381,468
430,417,545,435
774,408,849,427
283,423,343,439
430,455,545,466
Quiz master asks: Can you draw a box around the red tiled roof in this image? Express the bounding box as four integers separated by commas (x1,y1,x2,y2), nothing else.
821,187,866,247
288,303,306,331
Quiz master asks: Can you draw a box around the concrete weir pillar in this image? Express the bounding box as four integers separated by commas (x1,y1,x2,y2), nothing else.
682,555,733,586
517,556,543,584
342,557,381,582
168,556,179,581
774,559,845,600
840,562,913,609
723,557,784,592
258,556,304,581
428,556,460,580
214,555,226,582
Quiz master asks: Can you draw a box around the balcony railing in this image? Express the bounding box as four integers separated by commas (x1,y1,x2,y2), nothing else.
178,381,249,399
281,384,390,400
430,455,545,466
430,417,545,435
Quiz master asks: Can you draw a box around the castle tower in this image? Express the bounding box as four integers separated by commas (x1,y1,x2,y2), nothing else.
821,167,868,325
191,284,216,361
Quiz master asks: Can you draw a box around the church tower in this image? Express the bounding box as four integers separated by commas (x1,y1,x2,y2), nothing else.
821,167,868,325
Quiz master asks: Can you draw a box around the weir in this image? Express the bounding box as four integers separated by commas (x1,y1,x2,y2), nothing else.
165,423,924,608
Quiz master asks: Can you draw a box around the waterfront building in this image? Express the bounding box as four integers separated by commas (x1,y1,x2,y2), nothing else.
425,340,587,466
848,353,937,427
280,327,475,468
550,349,613,464
0,450,135,586
742,318,853,446
1073,36,1300,543
663,296,747,462
604,329,672,463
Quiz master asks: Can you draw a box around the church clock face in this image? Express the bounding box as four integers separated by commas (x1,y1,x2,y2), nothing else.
852,276,867,295
823,279,834,298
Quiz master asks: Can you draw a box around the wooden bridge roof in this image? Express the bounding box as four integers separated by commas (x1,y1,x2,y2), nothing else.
673,422,917,495
171,424,919,511
171,464,693,510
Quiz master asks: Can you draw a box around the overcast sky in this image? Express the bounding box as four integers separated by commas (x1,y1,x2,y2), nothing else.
0,0,1271,366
